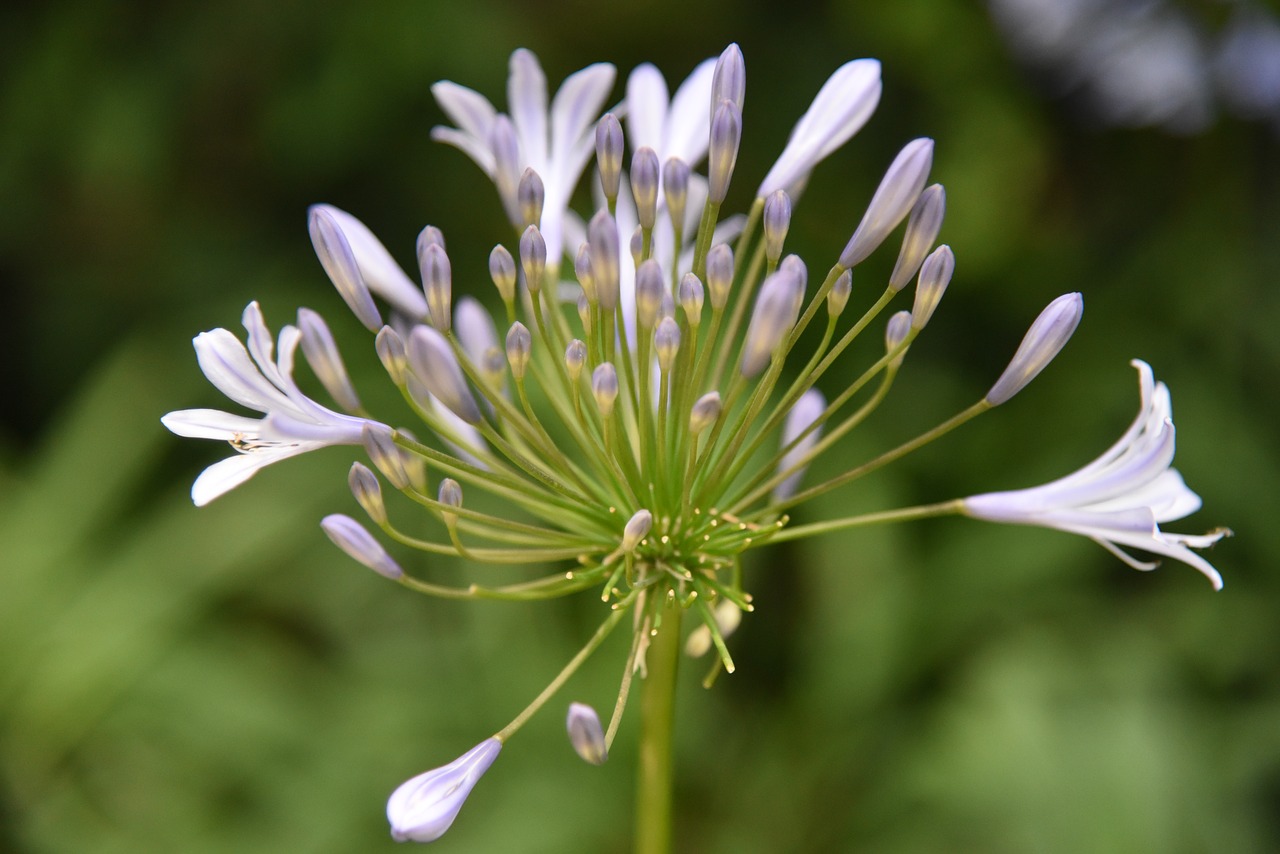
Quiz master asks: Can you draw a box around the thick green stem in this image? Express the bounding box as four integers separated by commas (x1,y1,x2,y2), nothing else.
634,602,683,854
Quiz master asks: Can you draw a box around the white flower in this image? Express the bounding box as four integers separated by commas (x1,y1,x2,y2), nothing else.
161,302,374,506
387,738,502,843
963,360,1226,589
432,49,615,267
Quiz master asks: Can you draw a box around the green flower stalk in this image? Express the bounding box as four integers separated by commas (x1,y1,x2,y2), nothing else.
162,44,1230,849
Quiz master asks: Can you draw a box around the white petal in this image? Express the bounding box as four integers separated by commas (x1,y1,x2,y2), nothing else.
626,64,669,153
193,329,295,414
550,62,616,171
663,58,716,166
190,449,300,506
161,408,263,440
431,81,497,140
321,206,430,319
509,49,549,170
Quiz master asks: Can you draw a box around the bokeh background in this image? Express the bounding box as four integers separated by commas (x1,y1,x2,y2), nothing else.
2,1,1277,851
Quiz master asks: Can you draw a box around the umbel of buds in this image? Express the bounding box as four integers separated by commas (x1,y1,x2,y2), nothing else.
163,42,1228,848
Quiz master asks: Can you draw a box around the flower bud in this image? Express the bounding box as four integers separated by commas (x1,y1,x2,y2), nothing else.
985,293,1083,406
631,147,660,230
418,242,452,333
489,244,517,306
655,317,681,373
706,243,734,310
689,391,722,436
589,210,620,312
375,326,408,386
362,423,410,490
595,113,624,202
577,293,592,334
773,389,825,502
438,477,463,525
910,245,953,330
386,738,502,843
741,266,804,378
455,297,500,372
506,321,532,381
298,308,361,412
630,225,645,270
321,514,403,580
635,259,664,331
663,157,690,235
827,269,853,318
565,339,587,381
763,190,792,264
348,462,387,526
574,243,596,304
708,100,742,205
678,273,704,328
408,325,483,424
711,43,746,114
417,224,446,252
592,362,619,418
839,138,934,268
622,509,653,551
517,167,545,228
520,225,547,294
889,184,946,292
309,206,382,332
396,428,428,494
685,599,744,657
566,703,608,766
884,310,913,369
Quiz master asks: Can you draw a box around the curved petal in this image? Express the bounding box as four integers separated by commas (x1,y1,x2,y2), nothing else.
161,408,263,440
664,58,716,166
193,329,296,415
320,206,430,319
509,49,549,170
549,62,616,173
190,447,305,506
431,81,497,140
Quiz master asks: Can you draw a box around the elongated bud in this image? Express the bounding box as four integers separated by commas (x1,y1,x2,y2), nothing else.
418,224,445,252
689,391,722,436
489,245,517,306
664,157,690,234
520,225,547,294
708,100,742,205
517,167,545,228
438,477,462,525
986,293,1084,406
592,362,618,418
375,326,408,385
827,269,853,318
779,254,808,298
348,462,387,525
885,310,912,368
506,321,532,381
635,259,664,331
839,138,935,268
574,243,596,303
298,308,361,412
773,388,825,502
711,44,746,113
362,423,410,490
577,293,592,334
565,339,587,381
889,184,946,292
408,325,482,424
910,245,953,330
595,113,624,203
622,509,653,550
655,316,681,372
763,190,792,264
741,266,804,378
321,514,402,580
309,207,382,331
630,226,645,270
679,273,705,328
589,210,620,312
631,147,660,230
455,297,500,370
706,243,734,310
386,738,502,843
566,703,608,766
490,115,523,227
419,242,452,333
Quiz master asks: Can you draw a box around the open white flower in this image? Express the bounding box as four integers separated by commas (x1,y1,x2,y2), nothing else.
161,302,374,506
963,359,1226,589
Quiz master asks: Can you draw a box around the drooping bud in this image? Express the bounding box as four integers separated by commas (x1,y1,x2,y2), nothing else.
711,44,746,114
298,308,361,412
884,310,913,369
309,206,382,331
348,462,387,526
706,243,734,310
566,703,608,766
490,115,523,227
375,326,408,386
362,423,410,490
634,259,664,331
517,167,545,228
520,225,547,294
565,339,587,381
827,269,853,318
763,189,792,264
708,100,742,205
621,509,653,551
588,210,620,312
689,391,722,436
655,316,681,373
574,243,596,303
839,138,935,268
678,273,705,328
489,245,517,306
386,738,502,843
631,147,660,231
985,293,1084,406
505,321,532,381
663,157,690,235
910,245,953,330
437,477,463,525
773,388,826,502
595,113,624,203
889,183,946,292
592,362,619,418
741,266,804,378
321,514,403,580
407,325,483,424
418,242,452,333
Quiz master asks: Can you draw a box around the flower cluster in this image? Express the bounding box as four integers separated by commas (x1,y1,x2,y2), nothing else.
164,45,1228,844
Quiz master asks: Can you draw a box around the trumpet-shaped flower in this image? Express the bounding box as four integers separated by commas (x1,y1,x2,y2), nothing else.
963,360,1227,589
386,738,502,843
161,302,374,506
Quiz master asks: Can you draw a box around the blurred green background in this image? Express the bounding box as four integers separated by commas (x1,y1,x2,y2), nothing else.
2,1,1276,852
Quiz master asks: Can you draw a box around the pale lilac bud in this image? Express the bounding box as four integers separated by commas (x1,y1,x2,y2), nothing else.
589,210,620,312
592,362,619,418
490,115,523,227
349,462,386,526
520,225,547,294
517,167,545,228
438,477,462,524
839,138,935,268
635,259,664,331
763,190,792,264
889,184,946,292
664,158,690,235
298,308,361,412
885,310,912,368
631,147,660,231
708,100,742,205
455,296,500,371
630,225,644,270
706,243,734,310
655,317,681,372
386,738,502,843
596,113,624,202
773,389,825,501
575,243,596,303
321,514,403,580
506,321,532,381
417,225,446,252
678,273,704,328
779,254,808,299
741,266,804,378
309,206,382,332
418,242,452,333
577,293,592,334
986,293,1083,406
566,703,608,765
910,245,953,330
362,423,410,490
827,270,853,318
622,508,653,550
565,339,587,381
489,245,517,305
376,326,408,385
711,44,746,114
689,391,722,435
659,289,675,322
408,325,482,424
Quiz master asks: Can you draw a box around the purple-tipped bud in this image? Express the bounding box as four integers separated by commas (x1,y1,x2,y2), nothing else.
986,293,1084,406
622,508,653,551
659,290,675,322
889,183,946,292
596,113,624,202
588,210,620,312
711,44,746,114
408,325,482,424
362,423,410,490
489,245,517,306
706,243,735,310
763,190,792,264
741,266,804,378
520,225,547,294
664,157,691,235
386,738,502,843
438,478,463,524
309,206,382,332
565,339,587,381
910,245,953,330
678,273,705,328
635,259,665,331
506,321,532,381
827,269,853,318
689,391,722,436
349,461,386,525
418,242,452,333
298,308,361,412
592,362,619,418
884,310,912,368
376,326,408,386
321,514,402,580
655,316,681,372
839,138,935,268
630,225,645,270
575,243,596,303
418,225,445,252
708,100,742,205
517,167,545,228
577,293,592,333
773,388,826,502
631,147,660,231
779,254,808,298
566,703,608,765
490,115,523,227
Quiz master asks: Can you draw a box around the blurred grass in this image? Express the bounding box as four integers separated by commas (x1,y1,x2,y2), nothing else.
2,1,1277,852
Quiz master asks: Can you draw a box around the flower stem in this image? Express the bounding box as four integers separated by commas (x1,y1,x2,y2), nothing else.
635,600,683,854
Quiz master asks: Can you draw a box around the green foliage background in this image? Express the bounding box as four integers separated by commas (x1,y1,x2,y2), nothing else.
2,2,1276,851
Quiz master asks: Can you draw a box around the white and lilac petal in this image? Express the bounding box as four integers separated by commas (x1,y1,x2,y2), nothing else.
160,408,263,440
626,64,669,152
193,329,296,415
549,62,616,170
429,126,496,175
320,206,430,319
509,49,549,169
431,81,498,141
664,58,716,165
189,447,308,507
